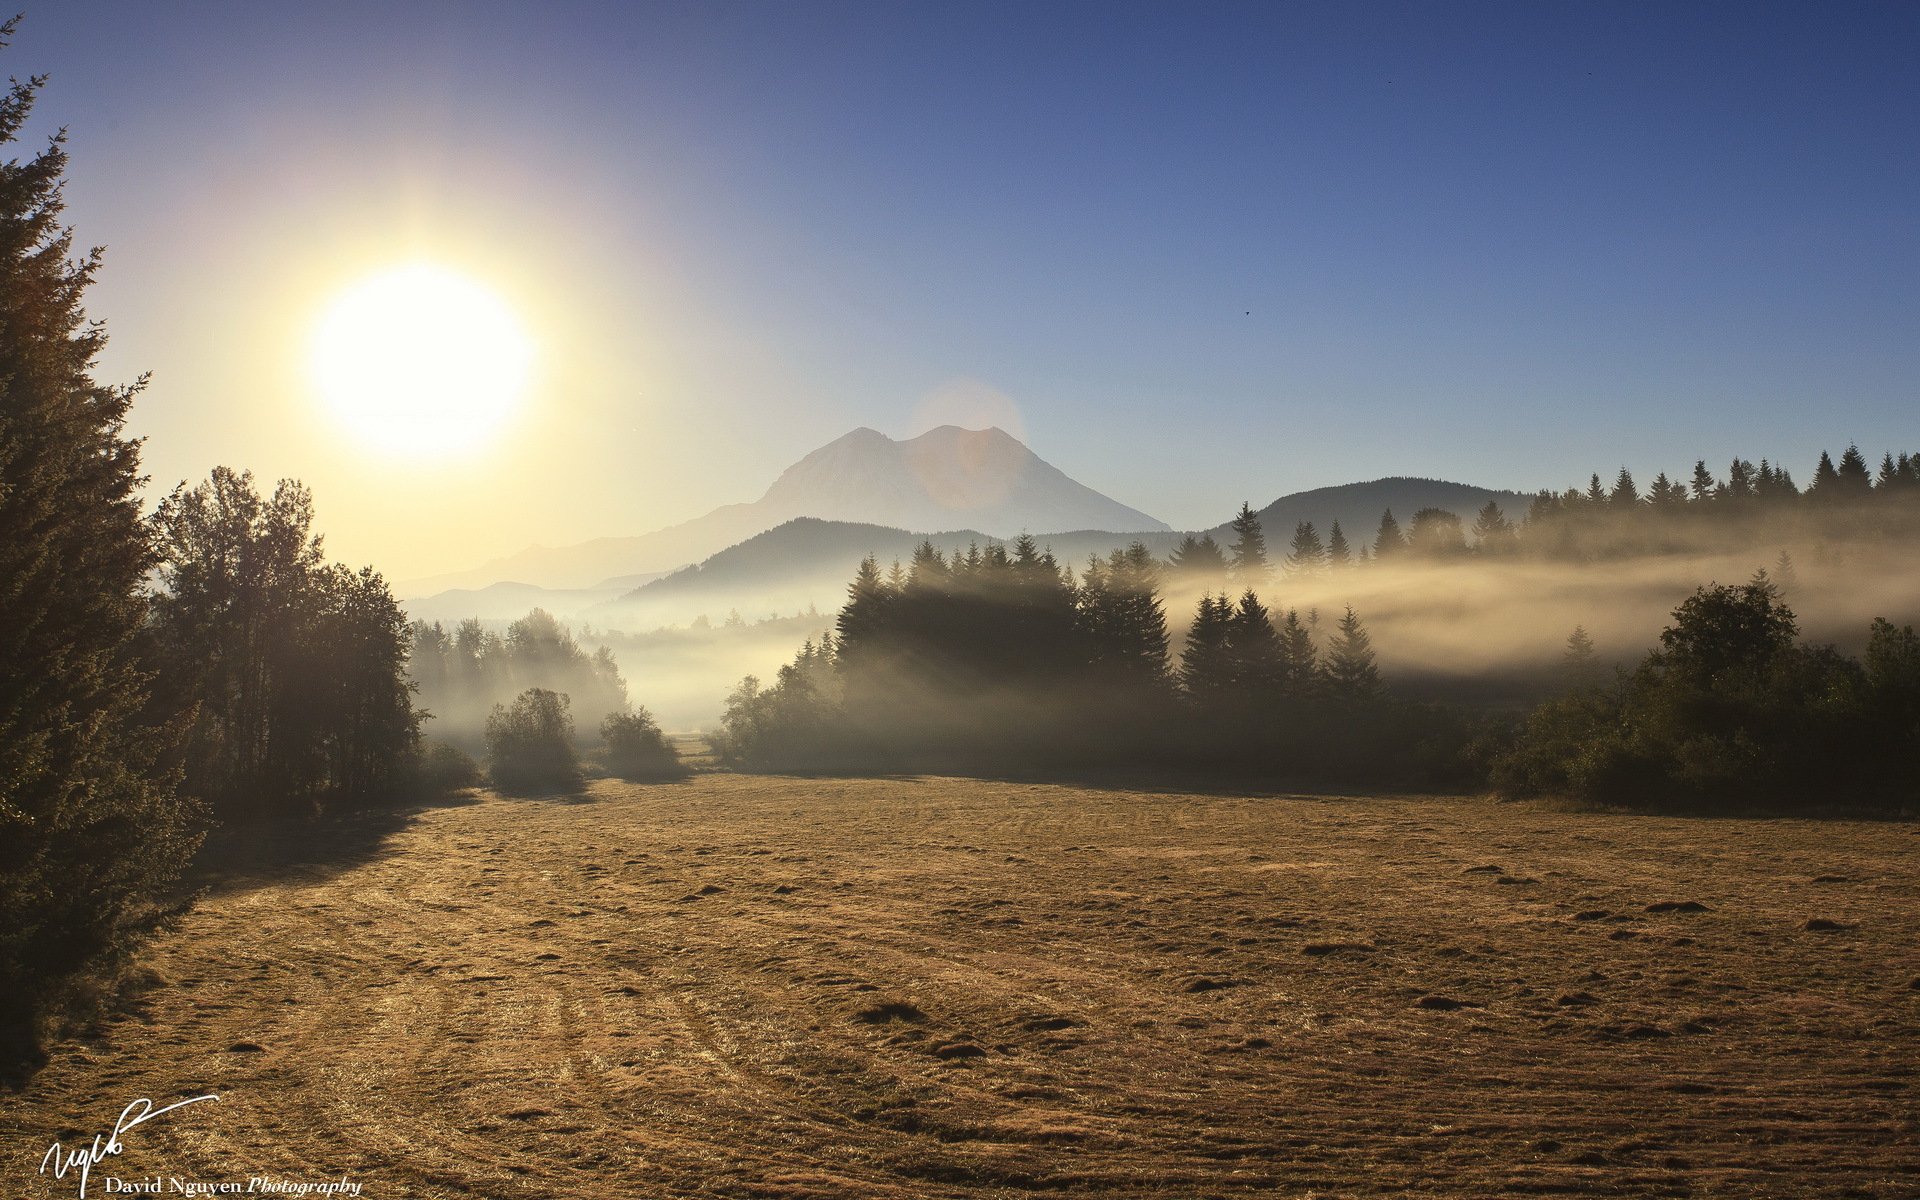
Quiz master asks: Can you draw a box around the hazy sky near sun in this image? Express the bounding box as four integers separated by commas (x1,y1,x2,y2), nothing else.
18,1,1920,578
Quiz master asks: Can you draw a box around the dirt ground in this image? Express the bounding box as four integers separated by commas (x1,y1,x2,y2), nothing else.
5,774,1917,1199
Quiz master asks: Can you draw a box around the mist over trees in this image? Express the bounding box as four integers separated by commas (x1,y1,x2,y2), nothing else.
408,609,629,754
721,477,1918,809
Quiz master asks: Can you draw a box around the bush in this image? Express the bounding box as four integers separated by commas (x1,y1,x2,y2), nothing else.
600,708,682,780
485,688,581,792
409,740,482,796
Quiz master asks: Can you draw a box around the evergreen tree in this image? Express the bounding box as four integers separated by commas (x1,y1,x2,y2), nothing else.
1226,590,1285,697
1562,625,1601,687
1323,606,1383,701
1372,508,1408,558
1227,502,1271,585
1585,474,1608,505
1611,468,1640,508
1325,521,1352,567
1836,444,1874,498
1689,460,1717,502
0,41,202,1053
1773,550,1798,591
1179,593,1235,707
1276,608,1318,693
1470,501,1516,553
1721,459,1754,502
1285,521,1327,575
1808,450,1840,500
1166,532,1229,587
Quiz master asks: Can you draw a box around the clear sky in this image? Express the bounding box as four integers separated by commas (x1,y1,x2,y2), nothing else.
16,1,1919,578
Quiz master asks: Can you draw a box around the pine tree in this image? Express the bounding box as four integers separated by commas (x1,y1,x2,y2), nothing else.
1471,501,1516,553
1808,450,1840,501
1325,521,1352,567
1372,508,1408,558
1722,459,1755,502
0,41,201,1054
1611,468,1640,508
1226,590,1284,696
1285,521,1327,576
1227,502,1271,585
1323,606,1383,701
1836,444,1873,498
1690,460,1717,502
1276,608,1318,693
1166,532,1228,586
1179,593,1235,707
1562,625,1601,686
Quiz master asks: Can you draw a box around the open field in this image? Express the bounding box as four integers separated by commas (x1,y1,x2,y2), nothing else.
6,775,1918,1198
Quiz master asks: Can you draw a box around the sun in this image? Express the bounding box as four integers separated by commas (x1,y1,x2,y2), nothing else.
309,263,533,457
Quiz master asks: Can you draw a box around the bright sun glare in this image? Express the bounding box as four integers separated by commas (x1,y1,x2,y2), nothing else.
310,263,533,457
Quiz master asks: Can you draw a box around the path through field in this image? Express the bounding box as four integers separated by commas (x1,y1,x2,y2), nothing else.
6,776,1918,1198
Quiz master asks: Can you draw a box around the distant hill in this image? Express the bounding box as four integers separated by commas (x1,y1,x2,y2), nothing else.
398,425,1166,595
1216,477,1535,550
590,518,1185,628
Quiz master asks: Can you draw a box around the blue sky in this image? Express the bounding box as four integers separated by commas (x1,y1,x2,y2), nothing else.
16,2,1919,573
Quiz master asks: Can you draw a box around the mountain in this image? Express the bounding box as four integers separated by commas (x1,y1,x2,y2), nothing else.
758,426,1168,538
1216,477,1534,551
397,425,1167,595
589,518,1185,629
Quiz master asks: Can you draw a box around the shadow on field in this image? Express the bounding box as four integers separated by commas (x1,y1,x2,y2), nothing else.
187,789,485,895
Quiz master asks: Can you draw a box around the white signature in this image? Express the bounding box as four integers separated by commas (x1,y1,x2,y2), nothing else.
39,1094,220,1199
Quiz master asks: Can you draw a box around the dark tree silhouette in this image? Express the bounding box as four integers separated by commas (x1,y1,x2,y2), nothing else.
1227,502,1272,585
1323,606,1383,701
1372,508,1408,559
1325,521,1352,567
1285,521,1328,576
0,37,202,1055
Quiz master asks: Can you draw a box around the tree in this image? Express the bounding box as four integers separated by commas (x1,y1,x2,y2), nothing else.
1689,460,1717,502
1325,521,1352,567
486,688,581,792
1276,608,1318,693
1372,508,1408,559
0,38,202,1055
1179,594,1236,708
1226,590,1285,697
600,708,681,780
1836,444,1874,498
1166,533,1229,588
1323,606,1383,701
1611,468,1640,508
1562,626,1602,687
1285,521,1327,576
1408,508,1467,557
1227,502,1271,585
1471,502,1516,554
1808,450,1841,501
150,469,421,813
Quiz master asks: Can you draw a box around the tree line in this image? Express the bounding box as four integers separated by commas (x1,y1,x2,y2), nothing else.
1155,445,1920,592
723,494,1917,807
720,529,1470,784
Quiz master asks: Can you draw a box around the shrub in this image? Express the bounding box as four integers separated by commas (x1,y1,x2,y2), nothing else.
410,740,482,796
485,688,581,792
600,708,682,780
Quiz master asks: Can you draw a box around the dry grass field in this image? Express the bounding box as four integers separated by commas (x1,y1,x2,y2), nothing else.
5,774,1918,1198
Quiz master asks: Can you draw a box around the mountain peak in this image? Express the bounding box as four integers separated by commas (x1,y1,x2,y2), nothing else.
759,425,1167,537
